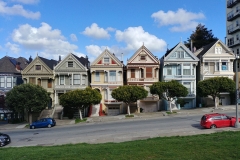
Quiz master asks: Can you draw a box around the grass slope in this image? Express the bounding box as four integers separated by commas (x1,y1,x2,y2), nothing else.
0,131,240,160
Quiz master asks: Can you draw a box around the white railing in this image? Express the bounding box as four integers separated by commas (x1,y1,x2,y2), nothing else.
127,78,158,82
54,85,86,89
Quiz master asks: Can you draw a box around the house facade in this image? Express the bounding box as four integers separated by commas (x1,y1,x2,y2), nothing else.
0,56,29,121
53,53,90,118
194,39,235,106
126,45,160,113
160,42,199,110
21,56,58,110
90,49,124,116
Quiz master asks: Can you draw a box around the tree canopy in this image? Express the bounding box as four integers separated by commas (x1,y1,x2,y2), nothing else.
184,24,218,50
150,80,188,112
111,85,148,115
59,87,102,120
197,77,235,109
5,83,50,123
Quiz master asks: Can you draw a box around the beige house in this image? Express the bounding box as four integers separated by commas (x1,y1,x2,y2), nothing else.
126,45,160,113
194,39,235,106
90,49,124,116
21,56,58,121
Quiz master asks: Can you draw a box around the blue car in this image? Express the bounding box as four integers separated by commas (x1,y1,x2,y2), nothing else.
30,118,56,129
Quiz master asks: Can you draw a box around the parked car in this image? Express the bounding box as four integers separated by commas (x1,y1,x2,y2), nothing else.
200,113,240,129
0,133,11,147
30,118,56,129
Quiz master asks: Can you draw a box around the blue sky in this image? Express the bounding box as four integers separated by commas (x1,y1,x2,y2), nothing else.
0,0,226,63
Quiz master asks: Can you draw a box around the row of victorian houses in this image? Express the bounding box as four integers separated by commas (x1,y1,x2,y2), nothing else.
0,39,237,121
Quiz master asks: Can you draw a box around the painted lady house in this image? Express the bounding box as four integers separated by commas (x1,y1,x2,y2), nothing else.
160,42,199,110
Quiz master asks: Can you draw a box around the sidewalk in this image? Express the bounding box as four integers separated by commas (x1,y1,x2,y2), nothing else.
0,105,237,130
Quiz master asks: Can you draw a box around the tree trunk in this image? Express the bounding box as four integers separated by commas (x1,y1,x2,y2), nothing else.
127,104,130,115
214,97,218,109
29,112,32,124
169,101,172,113
79,108,83,120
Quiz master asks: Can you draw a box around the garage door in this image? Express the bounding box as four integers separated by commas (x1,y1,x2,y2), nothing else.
108,106,120,116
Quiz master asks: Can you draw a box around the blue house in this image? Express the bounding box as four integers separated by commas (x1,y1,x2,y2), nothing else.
160,42,199,110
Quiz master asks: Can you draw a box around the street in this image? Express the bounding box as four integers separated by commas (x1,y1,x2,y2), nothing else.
2,111,238,147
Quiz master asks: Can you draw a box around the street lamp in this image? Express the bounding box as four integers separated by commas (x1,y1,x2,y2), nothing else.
235,55,239,128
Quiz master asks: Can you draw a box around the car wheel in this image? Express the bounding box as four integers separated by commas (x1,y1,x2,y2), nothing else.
210,124,217,129
47,124,51,128
31,126,35,129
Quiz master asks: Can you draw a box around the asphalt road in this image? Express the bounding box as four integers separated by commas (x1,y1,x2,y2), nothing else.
3,111,238,147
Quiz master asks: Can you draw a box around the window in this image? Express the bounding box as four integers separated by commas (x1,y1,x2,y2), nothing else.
237,49,239,54
140,55,146,60
118,72,122,81
109,71,116,81
68,61,73,67
146,67,152,78
37,79,41,86
104,57,109,63
48,79,52,88
222,62,228,70
29,77,35,84
177,51,184,58
104,90,108,100
204,62,209,71
82,75,86,85
215,47,222,54
183,82,191,94
215,62,219,71
104,72,108,82
237,34,239,41
6,77,12,88
73,74,80,85
140,68,144,78
95,72,100,81
177,65,181,75
131,69,135,78
0,77,5,87
237,20,239,27
35,65,41,70
183,64,191,75
60,76,64,85
109,90,113,99
167,67,172,75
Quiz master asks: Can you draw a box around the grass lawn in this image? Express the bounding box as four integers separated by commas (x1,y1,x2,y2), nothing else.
1,131,240,160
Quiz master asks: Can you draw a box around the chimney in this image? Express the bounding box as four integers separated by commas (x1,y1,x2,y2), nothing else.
59,55,61,62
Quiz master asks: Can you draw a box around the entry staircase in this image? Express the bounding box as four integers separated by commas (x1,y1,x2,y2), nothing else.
39,105,63,119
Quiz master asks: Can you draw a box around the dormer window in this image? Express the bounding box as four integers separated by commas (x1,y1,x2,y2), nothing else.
215,44,222,54
68,61,73,67
35,65,41,70
104,57,110,63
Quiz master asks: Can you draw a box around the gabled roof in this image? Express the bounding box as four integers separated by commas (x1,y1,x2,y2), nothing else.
38,56,58,70
0,56,29,74
54,53,88,71
194,39,233,58
161,42,199,61
127,45,159,64
91,49,123,67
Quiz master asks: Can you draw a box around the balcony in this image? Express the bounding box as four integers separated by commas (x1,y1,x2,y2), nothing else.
104,99,122,104
227,11,240,21
54,85,86,90
227,0,240,8
228,25,240,34
164,75,195,80
127,78,158,82
104,81,123,84
228,39,240,48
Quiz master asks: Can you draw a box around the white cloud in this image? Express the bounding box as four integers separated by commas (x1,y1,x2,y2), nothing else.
82,23,110,39
70,34,78,41
11,22,85,60
0,1,40,19
10,0,39,4
106,27,116,32
151,8,205,32
115,26,167,52
86,45,107,57
5,42,20,54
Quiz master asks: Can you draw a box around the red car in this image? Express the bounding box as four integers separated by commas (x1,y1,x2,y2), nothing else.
200,113,240,129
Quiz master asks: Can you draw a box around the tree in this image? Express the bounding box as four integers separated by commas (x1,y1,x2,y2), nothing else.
197,77,235,109
184,24,218,50
111,85,148,115
5,83,50,124
150,80,188,112
60,87,101,120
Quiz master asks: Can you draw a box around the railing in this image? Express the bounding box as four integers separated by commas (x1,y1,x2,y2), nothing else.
227,0,240,8
228,39,240,48
50,104,56,118
127,78,158,82
227,11,240,21
54,85,86,89
228,25,240,34
104,81,123,84
104,99,122,104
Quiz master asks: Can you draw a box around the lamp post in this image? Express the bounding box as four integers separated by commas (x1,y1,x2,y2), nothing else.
235,55,239,128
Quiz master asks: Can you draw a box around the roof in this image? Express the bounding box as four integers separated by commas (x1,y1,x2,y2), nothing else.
162,43,179,59
194,40,218,58
0,56,29,74
38,56,58,70
72,54,90,69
